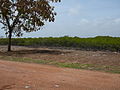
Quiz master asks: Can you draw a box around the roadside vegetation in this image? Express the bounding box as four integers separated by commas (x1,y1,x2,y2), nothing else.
0,36,120,52
0,55,120,74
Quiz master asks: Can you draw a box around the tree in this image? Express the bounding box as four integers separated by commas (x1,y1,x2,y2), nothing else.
0,0,60,51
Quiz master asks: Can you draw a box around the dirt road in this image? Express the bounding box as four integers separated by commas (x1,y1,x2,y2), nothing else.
0,60,120,90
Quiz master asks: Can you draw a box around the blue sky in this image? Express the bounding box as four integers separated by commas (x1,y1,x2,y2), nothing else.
0,0,120,38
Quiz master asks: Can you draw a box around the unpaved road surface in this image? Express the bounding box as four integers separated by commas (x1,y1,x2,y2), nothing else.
0,60,120,90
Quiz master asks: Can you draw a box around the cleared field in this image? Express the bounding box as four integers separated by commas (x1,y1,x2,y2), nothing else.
0,46,120,73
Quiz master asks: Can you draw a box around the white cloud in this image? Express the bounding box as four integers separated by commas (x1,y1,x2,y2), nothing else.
77,18,120,27
80,19,89,24
114,18,120,24
76,19,90,26
68,8,79,15
68,5,81,16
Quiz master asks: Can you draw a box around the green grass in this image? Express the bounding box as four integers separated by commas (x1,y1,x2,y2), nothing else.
0,55,120,74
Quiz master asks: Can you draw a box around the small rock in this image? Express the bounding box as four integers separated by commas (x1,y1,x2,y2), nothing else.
61,53,64,55
25,85,30,89
55,84,59,88
92,54,100,57
113,52,117,54
102,54,107,56
75,54,78,56
88,67,94,70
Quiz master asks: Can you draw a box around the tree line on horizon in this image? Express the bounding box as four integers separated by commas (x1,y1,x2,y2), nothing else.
0,36,120,52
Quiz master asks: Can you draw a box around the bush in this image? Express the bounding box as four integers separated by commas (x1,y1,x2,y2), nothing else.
0,36,120,52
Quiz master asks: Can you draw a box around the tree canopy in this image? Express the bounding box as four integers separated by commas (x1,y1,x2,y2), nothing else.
0,0,60,51
0,0,60,36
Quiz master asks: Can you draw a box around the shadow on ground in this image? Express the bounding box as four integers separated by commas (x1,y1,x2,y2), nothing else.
0,49,71,56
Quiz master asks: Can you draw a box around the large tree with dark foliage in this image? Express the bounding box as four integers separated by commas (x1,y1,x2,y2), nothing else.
0,0,60,51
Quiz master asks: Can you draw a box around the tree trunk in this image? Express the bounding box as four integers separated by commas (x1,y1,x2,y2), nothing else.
4,16,12,52
8,30,12,52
